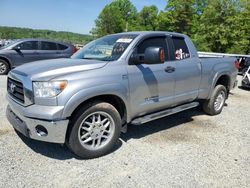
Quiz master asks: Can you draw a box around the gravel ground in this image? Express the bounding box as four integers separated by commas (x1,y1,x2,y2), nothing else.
0,75,249,188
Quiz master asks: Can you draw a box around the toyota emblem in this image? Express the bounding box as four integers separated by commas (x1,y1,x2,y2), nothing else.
10,83,16,93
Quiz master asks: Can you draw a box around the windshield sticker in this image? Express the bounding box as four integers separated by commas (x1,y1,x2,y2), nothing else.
116,38,133,43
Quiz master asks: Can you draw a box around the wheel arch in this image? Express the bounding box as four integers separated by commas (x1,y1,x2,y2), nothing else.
69,94,128,125
0,56,12,69
210,73,231,99
65,94,128,141
215,74,230,90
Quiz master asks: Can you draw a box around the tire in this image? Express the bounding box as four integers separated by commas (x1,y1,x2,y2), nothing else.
0,59,10,75
242,67,248,76
67,101,121,159
241,76,250,88
202,85,227,115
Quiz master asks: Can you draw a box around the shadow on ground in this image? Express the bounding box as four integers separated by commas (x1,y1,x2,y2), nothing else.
121,107,204,142
238,86,250,91
16,130,123,160
16,107,207,160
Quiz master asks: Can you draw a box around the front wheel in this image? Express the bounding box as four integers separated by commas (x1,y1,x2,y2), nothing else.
0,60,10,75
67,102,121,159
202,85,227,115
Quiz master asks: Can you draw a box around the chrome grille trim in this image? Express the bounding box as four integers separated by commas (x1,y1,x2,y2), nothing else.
7,78,25,104
7,71,34,106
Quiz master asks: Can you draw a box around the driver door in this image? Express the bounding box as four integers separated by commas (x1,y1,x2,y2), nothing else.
127,35,176,118
11,41,39,66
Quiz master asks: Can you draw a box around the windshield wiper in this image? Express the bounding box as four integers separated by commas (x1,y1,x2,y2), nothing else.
82,57,97,60
101,56,116,61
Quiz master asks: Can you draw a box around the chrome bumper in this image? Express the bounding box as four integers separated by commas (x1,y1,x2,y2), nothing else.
6,105,69,144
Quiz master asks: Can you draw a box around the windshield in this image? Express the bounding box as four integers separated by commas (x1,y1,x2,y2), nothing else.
71,34,138,61
0,40,18,49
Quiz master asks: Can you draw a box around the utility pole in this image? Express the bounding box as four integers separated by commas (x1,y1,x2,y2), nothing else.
125,22,128,32
125,11,131,32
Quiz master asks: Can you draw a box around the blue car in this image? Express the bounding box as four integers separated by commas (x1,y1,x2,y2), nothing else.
0,38,77,75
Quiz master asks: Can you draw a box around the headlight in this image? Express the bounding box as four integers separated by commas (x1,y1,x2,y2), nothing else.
33,81,68,98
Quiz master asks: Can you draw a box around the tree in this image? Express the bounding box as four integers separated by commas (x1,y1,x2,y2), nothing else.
159,0,195,36
137,5,159,31
228,0,250,54
193,0,246,53
194,0,208,15
91,0,137,37
91,0,250,54
0,26,92,44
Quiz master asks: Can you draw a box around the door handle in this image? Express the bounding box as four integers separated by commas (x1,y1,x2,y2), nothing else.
164,66,176,73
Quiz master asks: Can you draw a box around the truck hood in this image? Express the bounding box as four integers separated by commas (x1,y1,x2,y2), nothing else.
11,58,108,81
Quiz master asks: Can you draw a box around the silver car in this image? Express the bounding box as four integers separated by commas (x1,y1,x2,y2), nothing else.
6,32,238,158
0,39,77,75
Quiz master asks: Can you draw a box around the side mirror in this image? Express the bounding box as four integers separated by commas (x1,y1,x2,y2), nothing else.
129,47,165,65
12,46,21,51
144,47,165,64
129,50,143,65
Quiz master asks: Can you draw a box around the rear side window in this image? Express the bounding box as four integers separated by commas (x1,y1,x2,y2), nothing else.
137,37,168,61
17,41,38,50
41,42,57,50
172,37,190,60
57,43,68,50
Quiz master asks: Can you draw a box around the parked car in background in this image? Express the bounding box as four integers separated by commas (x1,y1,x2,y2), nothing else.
0,39,77,75
242,66,250,88
239,57,250,75
4,40,14,46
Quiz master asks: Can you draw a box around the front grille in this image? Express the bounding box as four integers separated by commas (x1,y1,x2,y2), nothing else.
7,78,25,104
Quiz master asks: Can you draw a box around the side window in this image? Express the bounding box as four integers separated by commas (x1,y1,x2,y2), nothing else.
137,37,168,61
172,37,190,60
57,43,68,50
17,41,38,50
41,42,57,50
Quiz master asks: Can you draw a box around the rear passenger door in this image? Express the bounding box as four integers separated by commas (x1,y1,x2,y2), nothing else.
39,41,59,60
168,36,201,104
57,43,71,58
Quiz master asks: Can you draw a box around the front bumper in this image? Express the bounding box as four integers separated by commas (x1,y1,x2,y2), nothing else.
6,104,69,144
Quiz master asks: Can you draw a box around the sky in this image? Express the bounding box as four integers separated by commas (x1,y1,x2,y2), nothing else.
0,0,166,34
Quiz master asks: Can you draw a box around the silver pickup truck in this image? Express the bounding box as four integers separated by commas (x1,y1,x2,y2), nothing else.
6,31,238,158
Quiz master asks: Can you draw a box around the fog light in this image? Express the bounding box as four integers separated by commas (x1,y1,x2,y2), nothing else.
35,125,48,137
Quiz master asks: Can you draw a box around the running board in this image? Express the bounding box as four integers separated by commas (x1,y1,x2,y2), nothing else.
131,102,199,125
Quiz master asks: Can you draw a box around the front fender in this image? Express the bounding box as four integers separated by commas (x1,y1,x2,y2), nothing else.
0,55,12,67
62,83,130,120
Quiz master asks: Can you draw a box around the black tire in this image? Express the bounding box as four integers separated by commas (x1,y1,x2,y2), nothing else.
67,101,121,159
0,59,10,75
202,85,227,115
242,67,248,76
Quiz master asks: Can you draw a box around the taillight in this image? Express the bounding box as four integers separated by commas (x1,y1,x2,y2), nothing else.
234,60,240,69
72,46,78,54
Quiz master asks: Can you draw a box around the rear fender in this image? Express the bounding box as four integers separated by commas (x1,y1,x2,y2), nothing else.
208,71,231,99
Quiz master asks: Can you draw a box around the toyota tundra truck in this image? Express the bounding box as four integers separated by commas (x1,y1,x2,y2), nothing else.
6,31,238,158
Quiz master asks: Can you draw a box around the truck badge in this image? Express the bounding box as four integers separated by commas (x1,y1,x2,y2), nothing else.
10,83,16,93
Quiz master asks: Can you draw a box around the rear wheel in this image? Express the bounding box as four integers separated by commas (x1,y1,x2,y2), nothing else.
0,60,9,75
203,85,227,115
67,101,121,159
